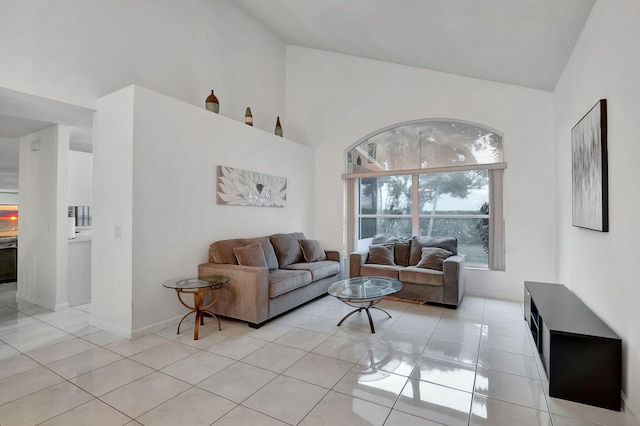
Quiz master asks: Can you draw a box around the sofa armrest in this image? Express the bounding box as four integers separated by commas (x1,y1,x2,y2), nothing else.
349,251,369,278
442,255,465,306
198,262,270,325
325,250,340,262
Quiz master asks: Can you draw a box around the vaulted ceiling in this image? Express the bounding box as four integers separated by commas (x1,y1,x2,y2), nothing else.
233,0,595,91
0,1,595,142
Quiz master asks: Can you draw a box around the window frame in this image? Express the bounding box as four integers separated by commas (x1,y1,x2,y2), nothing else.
343,119,506,270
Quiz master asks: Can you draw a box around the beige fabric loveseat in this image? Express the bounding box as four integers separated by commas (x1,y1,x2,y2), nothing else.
349,234,465,308
198,232,341,328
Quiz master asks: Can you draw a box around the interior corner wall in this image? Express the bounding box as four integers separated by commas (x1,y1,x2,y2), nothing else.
16,125,70,310
285,46,556,301
553,0,640,416
93,85,315,336
0,0,286,132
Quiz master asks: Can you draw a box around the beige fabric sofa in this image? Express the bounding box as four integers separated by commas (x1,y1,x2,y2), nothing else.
349,234,465,308
198,232,341,328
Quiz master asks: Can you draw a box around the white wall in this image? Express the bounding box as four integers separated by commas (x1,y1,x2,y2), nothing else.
0,0,286,132
2,0,290,332
93,85,316,337
91,87,135,336
0,138,19,193
286,46,556,301
17,125,70,310
554,0,640,416
68,150,92,206
0,193,18,204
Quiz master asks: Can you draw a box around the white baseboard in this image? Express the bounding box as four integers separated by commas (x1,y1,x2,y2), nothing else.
622,392,640,426
31,297,55,311
15,295,69,312
130,314,182,340
89,313,185,340
54,302,69,311
89,317,133,340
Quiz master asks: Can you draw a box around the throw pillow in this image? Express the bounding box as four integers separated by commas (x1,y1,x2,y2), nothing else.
367,243,396,265
409,236,458,265
415,247,453,271
259,237,279,270
270,232,306,267
300,239,326,262
233,242,268,267
371,234,411,266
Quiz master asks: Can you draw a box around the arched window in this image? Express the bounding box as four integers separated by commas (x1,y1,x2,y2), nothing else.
343,119,505,270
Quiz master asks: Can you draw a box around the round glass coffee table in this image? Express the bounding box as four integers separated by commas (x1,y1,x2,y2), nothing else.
328,276,402,333
163,275,229,340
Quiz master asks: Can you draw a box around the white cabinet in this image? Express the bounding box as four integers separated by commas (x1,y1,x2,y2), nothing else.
68,236,91,306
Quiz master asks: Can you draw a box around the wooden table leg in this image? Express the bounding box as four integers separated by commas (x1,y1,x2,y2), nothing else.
174,286,222,340
193,289,203,340
201,287,222,330
176,290,196,336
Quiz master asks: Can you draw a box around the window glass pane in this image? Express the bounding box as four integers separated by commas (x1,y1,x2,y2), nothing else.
348,120,502,173
418,218,488,267
0,205,19,238
419,170,488,215
359,176,412,215
360,217,411,239
359,217,377,239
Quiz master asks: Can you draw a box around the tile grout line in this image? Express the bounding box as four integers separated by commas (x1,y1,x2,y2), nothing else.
0,290,620,425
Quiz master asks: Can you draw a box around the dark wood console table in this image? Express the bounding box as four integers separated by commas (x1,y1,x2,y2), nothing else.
524,281,621,411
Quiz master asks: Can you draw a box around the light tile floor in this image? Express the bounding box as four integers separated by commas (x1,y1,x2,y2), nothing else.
0,281,636,426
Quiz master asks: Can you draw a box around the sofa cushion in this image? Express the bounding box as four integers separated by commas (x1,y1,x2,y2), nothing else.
300,239,326,262
270,232,306,267
209,237,278,270
415,247,453,271
399,267,445,286
360,264,402,280
371,234,411,266
367,243,395,265
234,242,268,268
409,236,458,266
284,260,340,281
268,269,312,298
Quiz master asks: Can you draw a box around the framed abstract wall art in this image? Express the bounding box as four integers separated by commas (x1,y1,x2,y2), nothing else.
216,166,287,207
572,99,608,232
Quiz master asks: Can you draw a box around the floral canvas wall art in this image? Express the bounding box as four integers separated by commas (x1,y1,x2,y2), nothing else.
216,166,287,207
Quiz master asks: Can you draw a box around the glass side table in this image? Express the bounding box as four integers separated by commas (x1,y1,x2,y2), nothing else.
163,275,229,340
